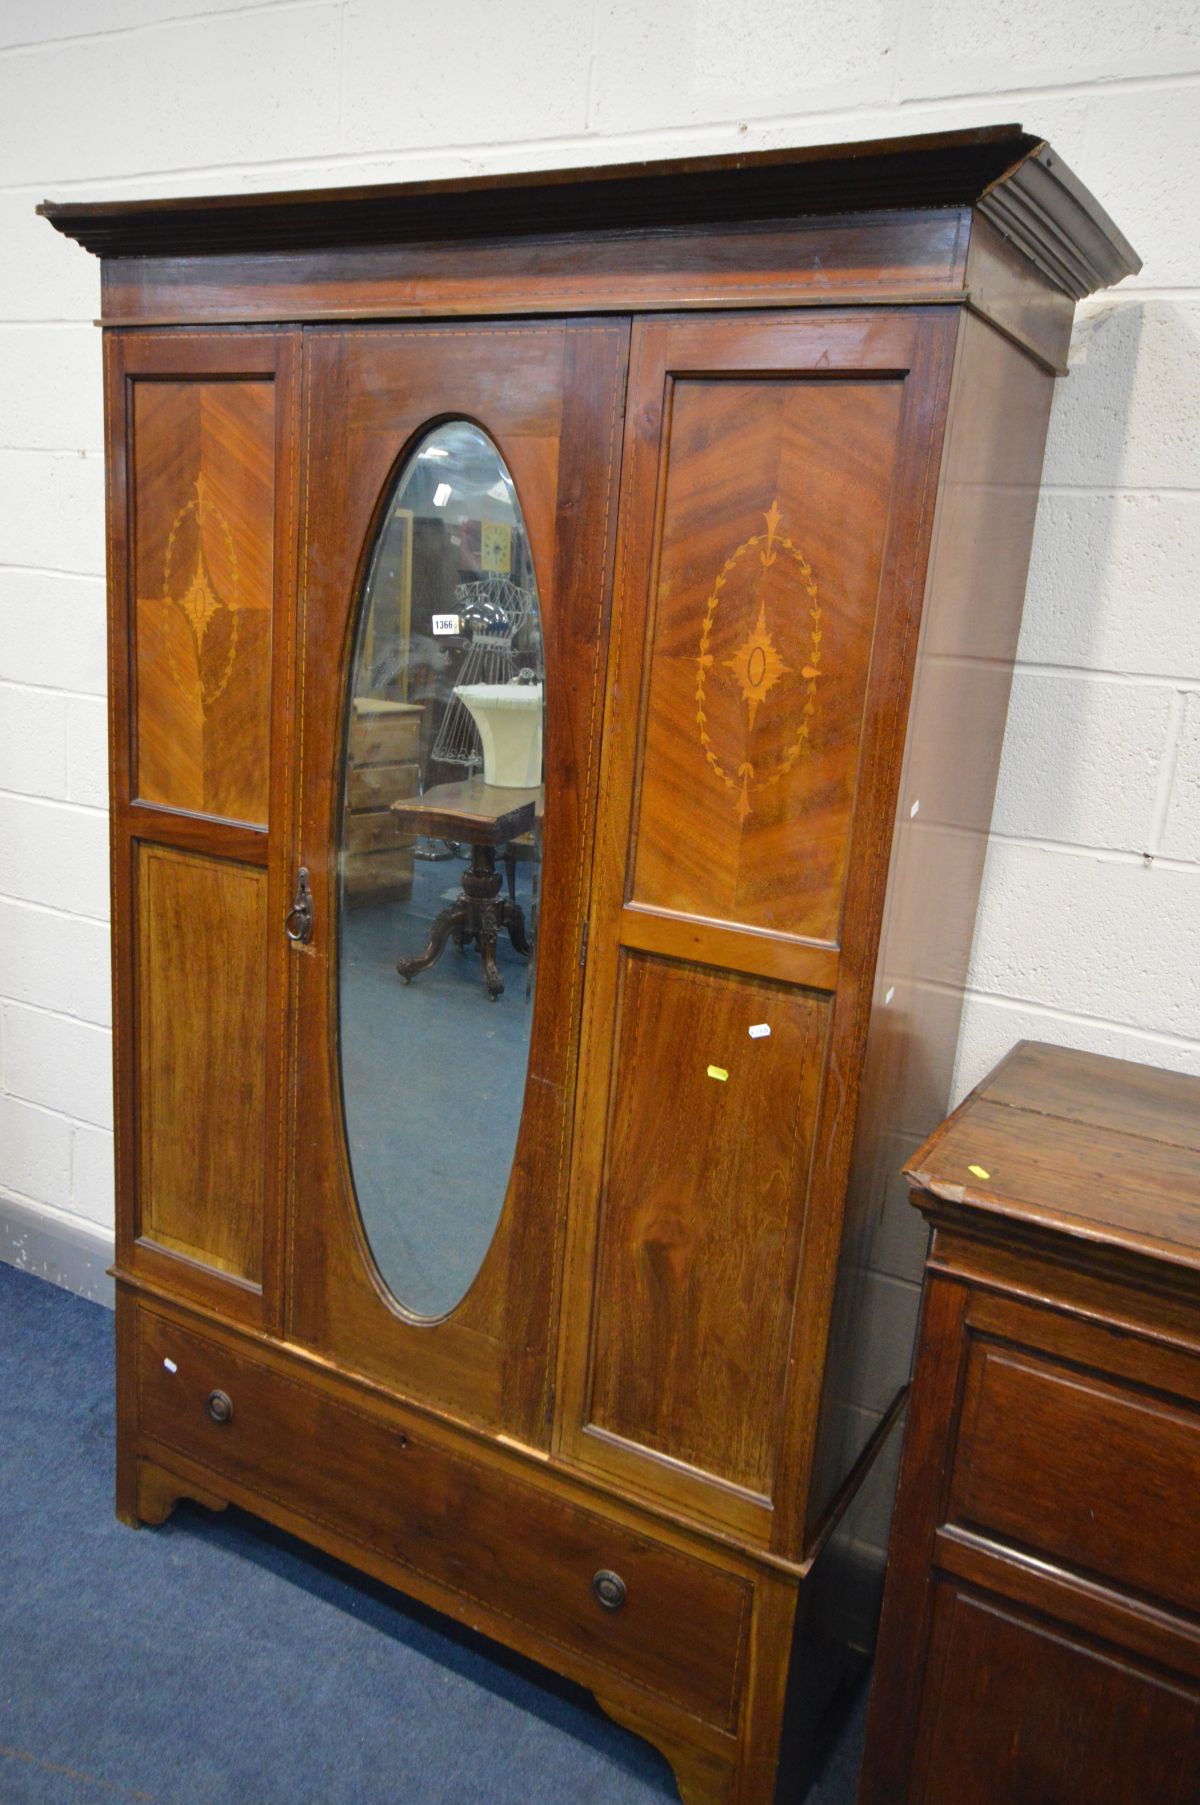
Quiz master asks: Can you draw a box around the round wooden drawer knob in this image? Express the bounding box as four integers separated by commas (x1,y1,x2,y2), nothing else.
206,1389,234,1425
592,1569,626,1611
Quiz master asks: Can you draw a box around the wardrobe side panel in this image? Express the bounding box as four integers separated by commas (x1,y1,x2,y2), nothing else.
806,309,1057,1544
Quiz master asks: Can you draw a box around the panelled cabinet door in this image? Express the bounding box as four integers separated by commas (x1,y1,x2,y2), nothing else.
557,310,955,1555
908,1583,1200,1805
107,330,301,1326
288,321,628,1444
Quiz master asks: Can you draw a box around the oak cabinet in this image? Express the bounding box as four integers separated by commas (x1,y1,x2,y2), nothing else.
42,128,1137,1803
860,1043,1200,1805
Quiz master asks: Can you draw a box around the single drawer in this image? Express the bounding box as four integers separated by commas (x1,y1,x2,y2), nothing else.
948,1337,1200,1618
349,706,422,767
343,848,414,901
345,808,404,855
347,759,420,813
135,1306,752,1729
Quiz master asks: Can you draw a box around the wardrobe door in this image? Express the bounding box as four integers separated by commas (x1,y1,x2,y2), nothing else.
289,320,628,1444
557,310,956,1555
107,330,301,1327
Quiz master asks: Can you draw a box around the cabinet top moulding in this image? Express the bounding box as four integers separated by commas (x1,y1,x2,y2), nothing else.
38,125,1139,362
906,1039,1200,1298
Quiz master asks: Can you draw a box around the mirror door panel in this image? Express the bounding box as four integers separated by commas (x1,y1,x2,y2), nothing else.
289,321,628,1444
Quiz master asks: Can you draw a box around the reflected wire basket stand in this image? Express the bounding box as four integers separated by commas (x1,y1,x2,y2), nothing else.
415,576,541,861
431,576,541,770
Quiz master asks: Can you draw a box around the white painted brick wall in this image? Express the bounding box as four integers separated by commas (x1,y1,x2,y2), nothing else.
1,0,1197,1254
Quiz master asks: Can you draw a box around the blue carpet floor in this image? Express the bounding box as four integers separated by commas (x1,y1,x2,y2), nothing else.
0,1262,867,1804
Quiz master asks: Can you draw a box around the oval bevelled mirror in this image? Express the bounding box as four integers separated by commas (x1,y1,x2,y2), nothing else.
337,421,545,1320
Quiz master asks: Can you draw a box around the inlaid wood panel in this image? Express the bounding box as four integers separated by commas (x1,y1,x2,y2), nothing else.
108,331,299,1331
631,375,904,945
132,376,275,824
559,309,957,1555
136,843,267,1283
586,954,830,1498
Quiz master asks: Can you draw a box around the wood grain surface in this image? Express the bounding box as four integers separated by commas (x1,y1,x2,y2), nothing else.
558,306,958,1558
908,1586,1198,1805
134,1300,753,1731
587,954,829,1498
804,308,1056,1541
907,1041,1200,1274
85,138,1132,1805
630,372,904,945
861,1043,1200,1805
136,845,267,1281
132,375,275,824
107,329,301,1330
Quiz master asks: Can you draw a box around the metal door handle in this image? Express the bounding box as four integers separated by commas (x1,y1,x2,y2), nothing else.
285,866,313,944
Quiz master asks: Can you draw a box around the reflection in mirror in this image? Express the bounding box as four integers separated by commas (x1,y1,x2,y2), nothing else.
338,421,544,1320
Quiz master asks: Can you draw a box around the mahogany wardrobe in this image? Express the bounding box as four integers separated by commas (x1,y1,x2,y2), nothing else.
41,127,1136,1804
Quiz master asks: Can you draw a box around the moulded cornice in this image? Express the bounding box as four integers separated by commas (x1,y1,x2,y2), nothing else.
38,124,1139,300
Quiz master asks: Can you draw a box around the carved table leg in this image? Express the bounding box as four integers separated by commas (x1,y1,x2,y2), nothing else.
460,842,509,998
396,897,469,983
477,900,504,999
396,841,530,996
502,895,531,958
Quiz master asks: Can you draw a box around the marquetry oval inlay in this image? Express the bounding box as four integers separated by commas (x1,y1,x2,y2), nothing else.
695,500,826,824
159,474,242,710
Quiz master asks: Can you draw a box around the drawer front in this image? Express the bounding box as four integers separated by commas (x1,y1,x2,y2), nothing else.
345,808,406,855
948,1338,1200,1618
349,711,422,766
343,848,413,900
910,1581,1200,1805
136,1307,751,1728
347,759,419,813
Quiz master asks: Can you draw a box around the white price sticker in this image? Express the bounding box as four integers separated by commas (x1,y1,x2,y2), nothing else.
432,614,460,637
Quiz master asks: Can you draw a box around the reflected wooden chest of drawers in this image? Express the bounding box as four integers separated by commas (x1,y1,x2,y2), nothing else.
344,697,422,901
860,1041,1200,1805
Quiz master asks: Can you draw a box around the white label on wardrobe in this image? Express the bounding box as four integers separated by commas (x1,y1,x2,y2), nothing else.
748,1023,771,1039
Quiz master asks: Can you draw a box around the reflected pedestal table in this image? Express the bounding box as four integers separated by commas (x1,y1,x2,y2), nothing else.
391,777,541,999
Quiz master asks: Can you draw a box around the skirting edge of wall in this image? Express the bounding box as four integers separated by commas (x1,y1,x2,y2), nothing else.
0,1192,115,1309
